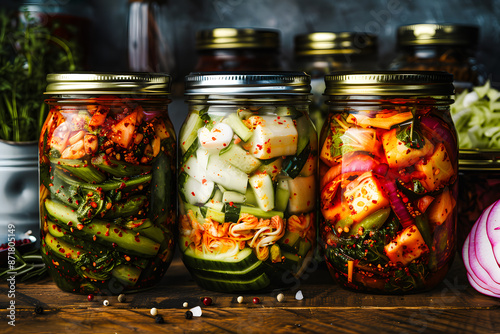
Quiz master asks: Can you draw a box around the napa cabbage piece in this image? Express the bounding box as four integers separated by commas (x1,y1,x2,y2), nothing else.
451,81,500,149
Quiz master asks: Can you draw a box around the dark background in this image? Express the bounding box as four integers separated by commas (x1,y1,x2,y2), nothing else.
2,0,500,129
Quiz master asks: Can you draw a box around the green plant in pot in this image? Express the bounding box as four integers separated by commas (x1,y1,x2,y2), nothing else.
0,9,80,281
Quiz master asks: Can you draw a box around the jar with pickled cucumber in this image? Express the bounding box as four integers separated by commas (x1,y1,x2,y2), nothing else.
179,72,317,292
319,71,457,293
39,73,176,294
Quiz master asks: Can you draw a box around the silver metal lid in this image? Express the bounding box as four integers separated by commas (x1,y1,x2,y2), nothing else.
45,72,171,95
459,149,500,171
185,72,311,96
324,71,454,96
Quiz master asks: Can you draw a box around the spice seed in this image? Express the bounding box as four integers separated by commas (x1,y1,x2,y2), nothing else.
103,300,109,306
185,310,193,319
237,296,244,304
155,315,165,324
150,307,158,316
118,294,126,303
183,302,189,308
87,294,94,302
277,293,285,302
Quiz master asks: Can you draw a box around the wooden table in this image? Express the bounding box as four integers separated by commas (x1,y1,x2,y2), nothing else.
1,254,499,333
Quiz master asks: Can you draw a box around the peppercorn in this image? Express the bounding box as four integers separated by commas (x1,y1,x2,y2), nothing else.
203,297,212,306
103,300,109,306
87,294,94,302
252,297,260,304
155,315,164,324
277,293,285,302
182,302,189,308
35,306,44,314
118,294,126,303
237,296,244,304
150,307,158,316
185,310,193,319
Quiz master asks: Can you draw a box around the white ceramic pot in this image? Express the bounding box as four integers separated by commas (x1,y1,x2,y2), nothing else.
0,140,39,243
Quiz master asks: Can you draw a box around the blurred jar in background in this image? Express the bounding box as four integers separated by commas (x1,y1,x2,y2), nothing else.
128,0,176,73
389,24,487,92
194,28,281,71
19,0,91,69
293,32,378,132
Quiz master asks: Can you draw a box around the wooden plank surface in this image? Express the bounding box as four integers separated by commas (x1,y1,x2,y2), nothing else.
1,255,499,333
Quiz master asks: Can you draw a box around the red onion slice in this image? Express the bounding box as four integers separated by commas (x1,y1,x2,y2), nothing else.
486,199,500,267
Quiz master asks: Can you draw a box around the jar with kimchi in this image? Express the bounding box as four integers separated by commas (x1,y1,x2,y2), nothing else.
39,73,177,294
179,72,317,292
389,24,486,92
319,71,457,293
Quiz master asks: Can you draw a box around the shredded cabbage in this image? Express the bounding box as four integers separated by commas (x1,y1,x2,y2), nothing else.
451,81,500,149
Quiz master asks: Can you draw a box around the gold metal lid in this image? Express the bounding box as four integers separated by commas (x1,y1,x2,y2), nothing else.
294,32,377,56
45,72,171,95
397,24,479,46
459,149,500,171
185,71,310,96
324,71,454,96
196,28,280,50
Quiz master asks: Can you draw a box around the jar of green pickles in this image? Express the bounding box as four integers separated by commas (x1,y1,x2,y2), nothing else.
39,73,177,294
319,71,457,293
179,72,317,292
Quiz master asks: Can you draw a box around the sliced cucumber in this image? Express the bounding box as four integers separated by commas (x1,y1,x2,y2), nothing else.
257,157,283,181
278,230,301,251
222,112,253,142
206,207,225,223
180,112,203,154
188,258,266,281
206,155,248,194
91,153,152,177
275,177,290,212
239,205,284,219
249,173,274,212
179,172,215,205
192,271,271,292
222,191,246,204
219,143,261,174
45,199,160,257
51,158,107,183
182,246,258,271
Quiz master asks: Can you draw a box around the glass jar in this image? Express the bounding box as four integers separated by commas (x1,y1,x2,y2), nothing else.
320,71,457,294
194,28,281,71
19,0,91,69
389,24,486,92
179,72,317,292
457,150,500,252
293,32,378,132
39,73,177,294
128,0,175,73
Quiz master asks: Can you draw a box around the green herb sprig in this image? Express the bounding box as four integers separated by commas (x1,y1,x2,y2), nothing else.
0,10,80,142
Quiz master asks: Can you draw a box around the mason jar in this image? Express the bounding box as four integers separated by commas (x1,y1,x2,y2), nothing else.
39,73,177,294
179,72,317,292
457,150,500,253
194,28,282,71
389,24,486,92
320,71,457,293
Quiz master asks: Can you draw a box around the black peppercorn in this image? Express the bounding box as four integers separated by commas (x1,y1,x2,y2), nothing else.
155,315,165,324
185,310,193,319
